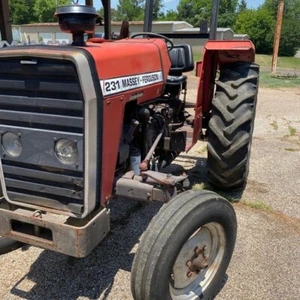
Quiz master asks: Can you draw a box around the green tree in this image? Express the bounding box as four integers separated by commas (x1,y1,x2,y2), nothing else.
218,0,238,27
177,0,212,27
261,0,300,56
152,0,164,20
9,0,36,24
116,0,164,21
237,0,247,13
279,18,300,56
177,0,238,27
234,8,275,54
9,0,71,24
219,0,238,14
117,0,143,20
34,0,71,23
158,9,179,21
98,7,120,21
262,0,300,18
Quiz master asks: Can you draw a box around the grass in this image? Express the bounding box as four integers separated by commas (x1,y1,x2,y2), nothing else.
240,200,272,212
284,148,300,152
270,121,278,130
259,71,300,88
193,53,202,62
192,52,300,88
288,125,297,136
192,183,273,212
255,54,300,71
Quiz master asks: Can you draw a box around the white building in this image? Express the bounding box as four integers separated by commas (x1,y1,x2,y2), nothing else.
11,21,239,50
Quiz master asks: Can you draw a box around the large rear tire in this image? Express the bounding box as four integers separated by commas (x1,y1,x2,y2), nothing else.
0,236,22,255
131,190,237,300
207,62,259,190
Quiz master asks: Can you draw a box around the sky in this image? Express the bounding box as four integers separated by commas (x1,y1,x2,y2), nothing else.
78,0,265,12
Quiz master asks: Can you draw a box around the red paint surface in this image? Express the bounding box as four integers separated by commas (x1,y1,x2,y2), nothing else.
83,39,171,204
85,39,170,80
192,40,256,147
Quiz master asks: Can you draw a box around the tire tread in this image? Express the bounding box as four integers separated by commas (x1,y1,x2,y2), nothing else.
131,190,237,300
207,62,259,190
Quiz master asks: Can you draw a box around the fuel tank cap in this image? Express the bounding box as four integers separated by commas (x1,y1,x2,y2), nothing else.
54,5,99,45
55,4,98,16
54,4,98,34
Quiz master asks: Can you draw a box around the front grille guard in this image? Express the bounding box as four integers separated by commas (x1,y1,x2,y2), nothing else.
0,47,101,218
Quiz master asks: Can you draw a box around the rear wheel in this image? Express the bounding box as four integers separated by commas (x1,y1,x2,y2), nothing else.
131,190,237,300
207,62,259,190
0,236,22,255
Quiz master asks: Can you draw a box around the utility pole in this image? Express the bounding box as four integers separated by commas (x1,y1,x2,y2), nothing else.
271,0,285,74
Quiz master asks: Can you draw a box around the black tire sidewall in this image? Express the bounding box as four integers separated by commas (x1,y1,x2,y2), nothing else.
148,199,236,300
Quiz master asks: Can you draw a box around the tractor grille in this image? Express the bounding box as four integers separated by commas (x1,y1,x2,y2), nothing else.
0,58,84,132
0,57,85,214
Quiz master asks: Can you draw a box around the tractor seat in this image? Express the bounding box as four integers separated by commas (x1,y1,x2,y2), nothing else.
166,44,194,86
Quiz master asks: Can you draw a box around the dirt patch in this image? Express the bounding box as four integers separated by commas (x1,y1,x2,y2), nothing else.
246,180,269,194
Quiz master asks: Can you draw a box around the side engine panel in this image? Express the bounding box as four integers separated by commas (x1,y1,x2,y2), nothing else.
86,39,172,202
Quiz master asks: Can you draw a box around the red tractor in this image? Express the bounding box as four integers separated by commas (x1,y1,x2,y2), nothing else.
0,0,259,299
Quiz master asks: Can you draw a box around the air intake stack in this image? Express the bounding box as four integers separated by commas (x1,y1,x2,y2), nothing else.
54,5,98,46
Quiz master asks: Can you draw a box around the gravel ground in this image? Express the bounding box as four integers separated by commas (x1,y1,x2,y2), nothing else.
0,86,300,300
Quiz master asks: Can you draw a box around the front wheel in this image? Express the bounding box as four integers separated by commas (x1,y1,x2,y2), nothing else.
131,190,237,300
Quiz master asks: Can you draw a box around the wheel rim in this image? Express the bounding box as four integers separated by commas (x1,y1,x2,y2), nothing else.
169,222,226,299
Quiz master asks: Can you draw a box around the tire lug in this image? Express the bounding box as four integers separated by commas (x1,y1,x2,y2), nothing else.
186,260,192,267
187,271,193,278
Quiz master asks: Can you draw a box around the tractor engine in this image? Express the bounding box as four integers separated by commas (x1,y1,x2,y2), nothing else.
114,42,195,179
117,97,188,176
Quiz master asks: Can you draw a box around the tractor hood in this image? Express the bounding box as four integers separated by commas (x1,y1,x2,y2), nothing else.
84,39,171,101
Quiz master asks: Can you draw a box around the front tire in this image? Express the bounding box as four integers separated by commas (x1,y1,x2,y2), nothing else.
207,62,259,190
131,190,237,300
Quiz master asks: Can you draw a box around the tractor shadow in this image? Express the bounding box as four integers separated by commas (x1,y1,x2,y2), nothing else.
10,199,162,299
9,153,242,299
168,152,245,202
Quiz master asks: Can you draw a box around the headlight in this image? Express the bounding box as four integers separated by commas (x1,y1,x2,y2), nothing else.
1,132,23,158
54,139,78,165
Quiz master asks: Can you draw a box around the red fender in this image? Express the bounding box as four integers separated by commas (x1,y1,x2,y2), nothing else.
190,40,256,149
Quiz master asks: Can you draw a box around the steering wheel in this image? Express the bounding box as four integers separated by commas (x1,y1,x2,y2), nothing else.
131,32,174,51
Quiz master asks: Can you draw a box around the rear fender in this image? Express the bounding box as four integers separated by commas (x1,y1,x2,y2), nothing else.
191,40,255,148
